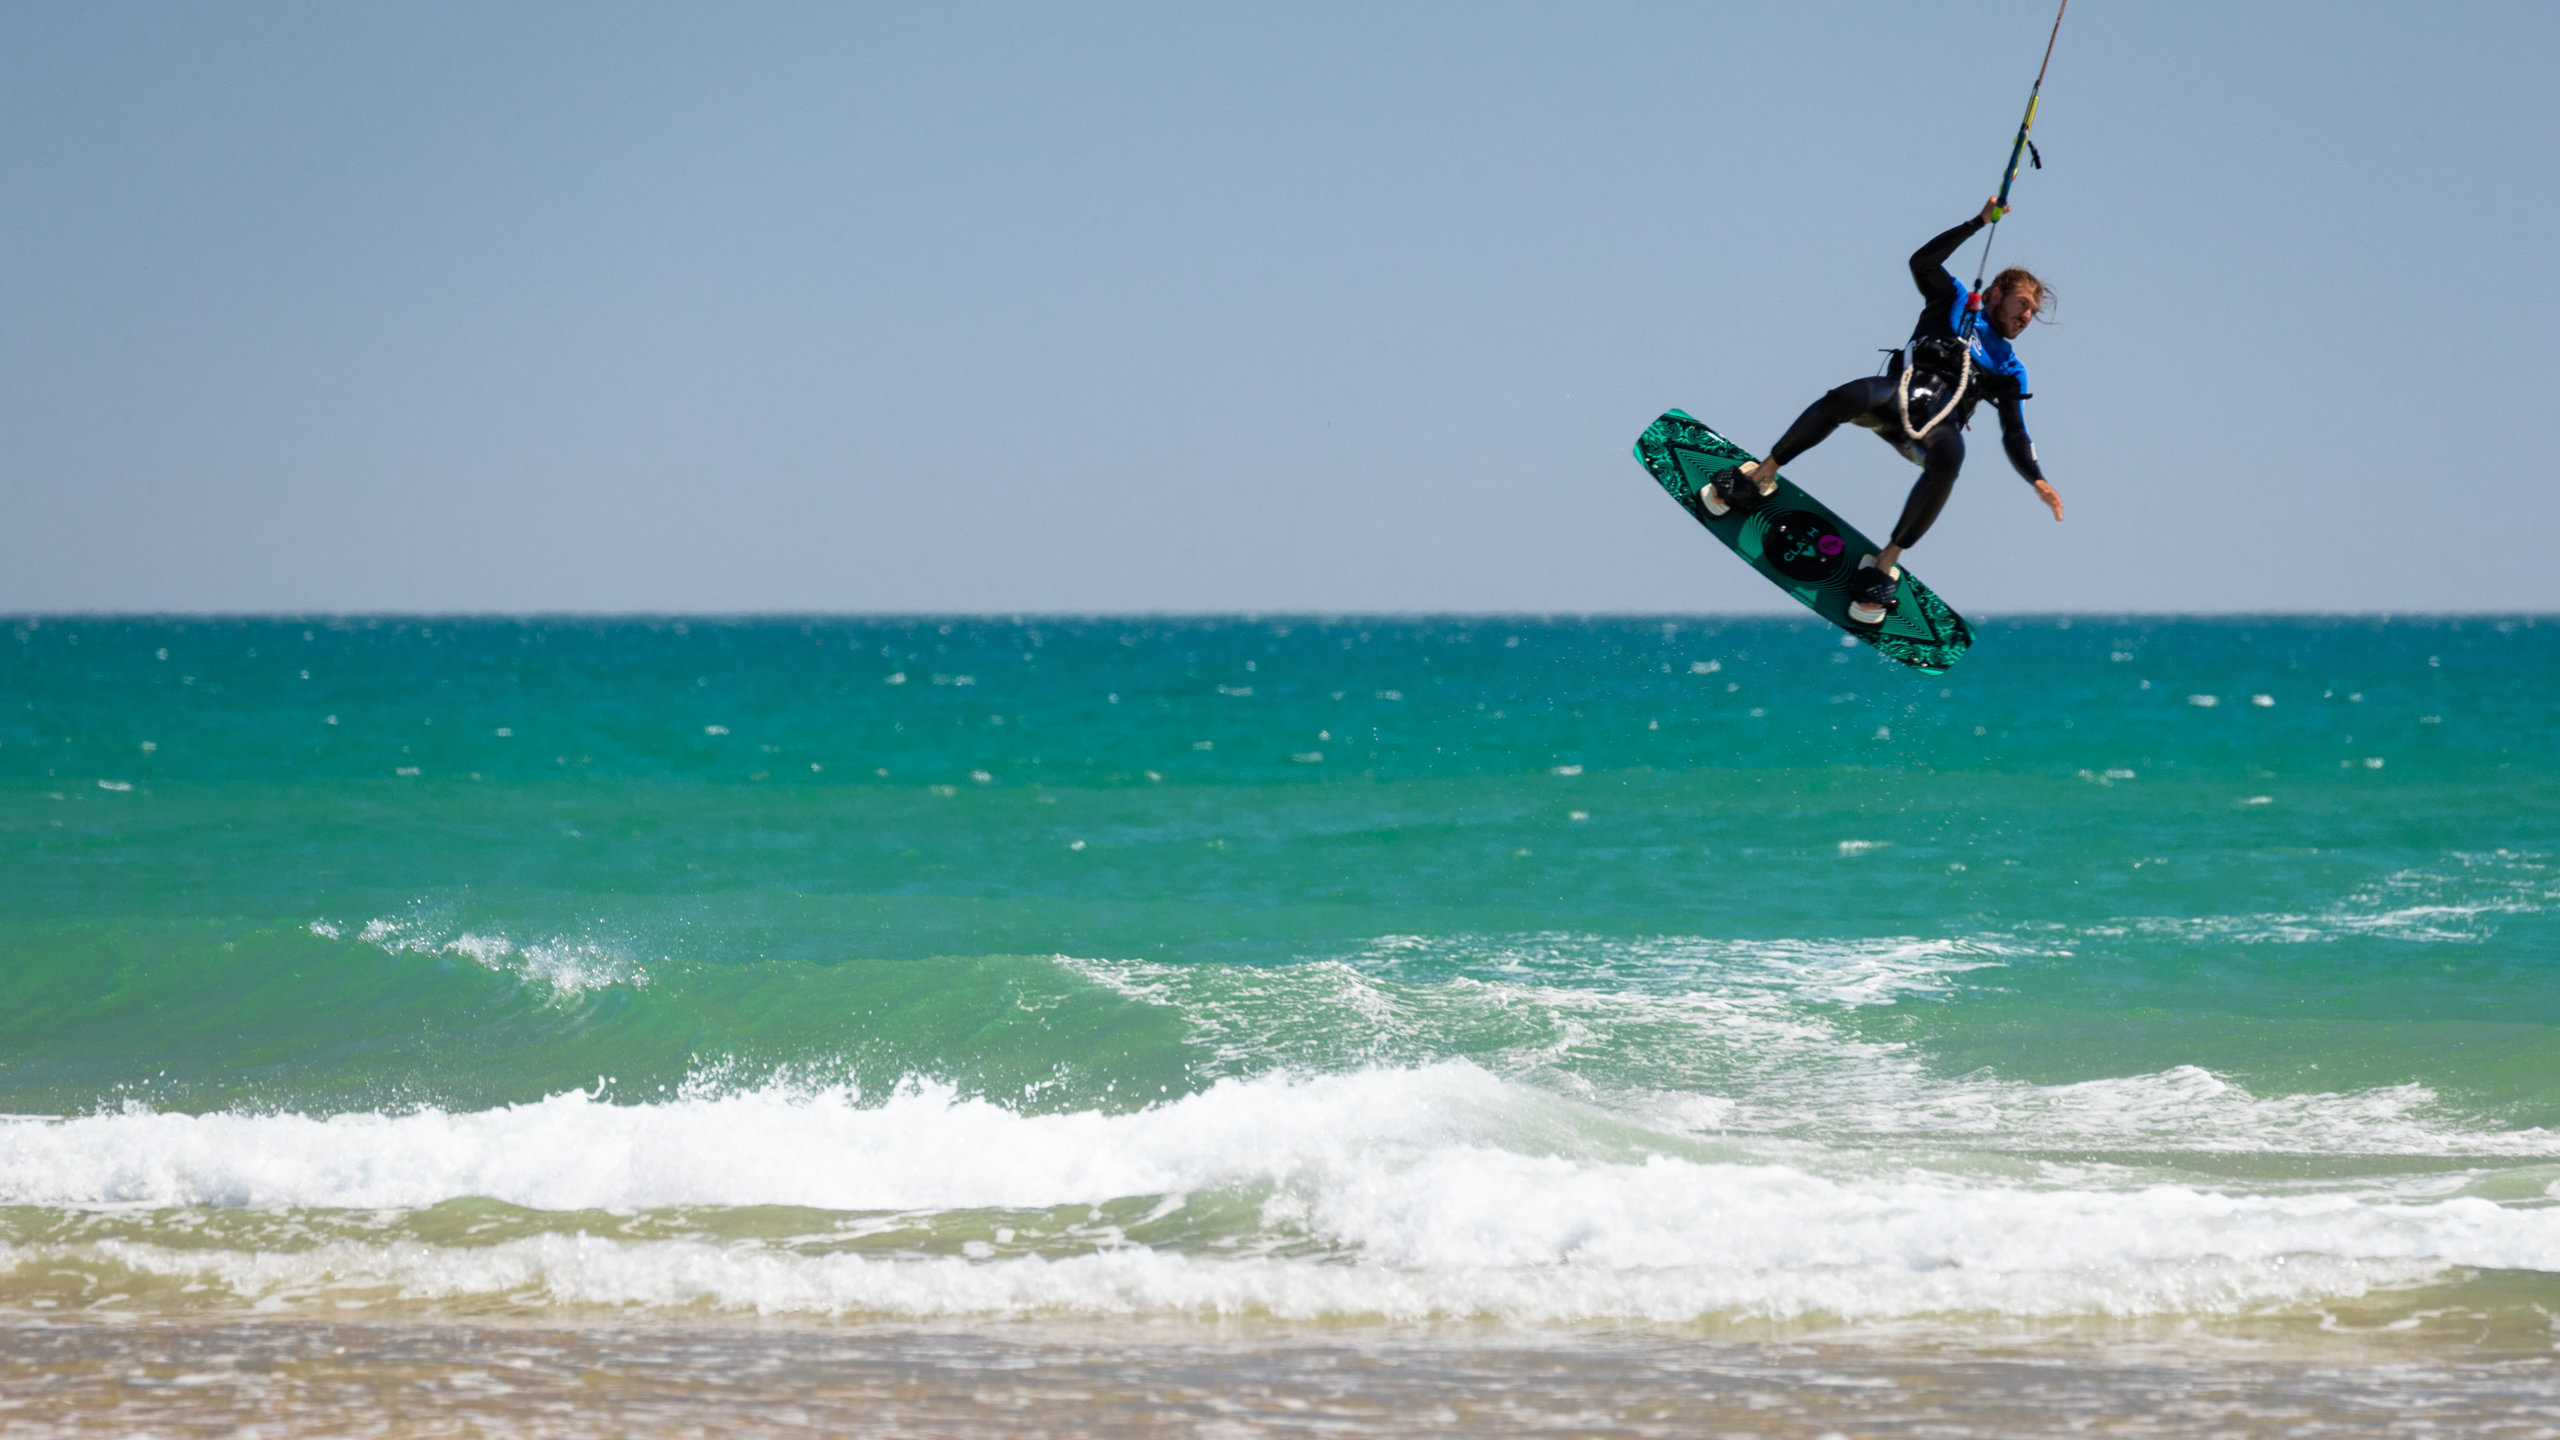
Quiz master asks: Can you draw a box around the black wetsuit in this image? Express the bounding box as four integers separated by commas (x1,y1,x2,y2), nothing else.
1764,216,2045,551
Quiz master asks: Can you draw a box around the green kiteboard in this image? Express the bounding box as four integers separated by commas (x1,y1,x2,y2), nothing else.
1633,409,1973,675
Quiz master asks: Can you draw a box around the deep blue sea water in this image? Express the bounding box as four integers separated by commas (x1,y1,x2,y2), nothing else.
3,614,2557,1352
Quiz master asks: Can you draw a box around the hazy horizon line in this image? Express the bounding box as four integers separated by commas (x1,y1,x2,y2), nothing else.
7,610,2550,624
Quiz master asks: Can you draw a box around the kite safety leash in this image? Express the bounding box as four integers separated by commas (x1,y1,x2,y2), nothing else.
1963,0,2071,336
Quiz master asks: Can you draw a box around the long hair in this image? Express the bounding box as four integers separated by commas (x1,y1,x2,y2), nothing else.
1989,266,2058,322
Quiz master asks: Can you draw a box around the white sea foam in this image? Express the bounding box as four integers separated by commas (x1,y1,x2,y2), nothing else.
2126,849,2556,947
1056,941,1969,1116
5,1064,2558,1323
86,869,2554,1325
1794,1063,2560,1158
325,913,649,995
1058,939,2557,1160
0,1067,1519,1213
1280,930,2009,1006
0,1227,2480,1323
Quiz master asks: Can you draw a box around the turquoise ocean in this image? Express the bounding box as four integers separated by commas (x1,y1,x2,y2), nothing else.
6,614,2559,1431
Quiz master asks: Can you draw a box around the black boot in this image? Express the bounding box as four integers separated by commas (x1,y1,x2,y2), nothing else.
1700,464,1772,518
1847,557,1901,625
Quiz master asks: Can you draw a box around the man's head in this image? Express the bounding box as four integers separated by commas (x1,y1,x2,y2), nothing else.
1981,266,2054,340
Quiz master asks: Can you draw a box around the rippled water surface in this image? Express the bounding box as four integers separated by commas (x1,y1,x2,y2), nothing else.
4,615,2555,1433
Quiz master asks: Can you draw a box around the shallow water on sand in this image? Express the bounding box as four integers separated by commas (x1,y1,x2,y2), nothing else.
3,615,2556,1431
7,1318,2560,1438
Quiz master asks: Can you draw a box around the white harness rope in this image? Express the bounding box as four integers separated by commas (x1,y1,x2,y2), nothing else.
1894,340,1972,447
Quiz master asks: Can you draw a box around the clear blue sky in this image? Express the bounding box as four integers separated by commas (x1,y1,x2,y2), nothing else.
3,1,2551,613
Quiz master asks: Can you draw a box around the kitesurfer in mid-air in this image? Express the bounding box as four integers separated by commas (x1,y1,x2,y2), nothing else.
1703,198,2066,625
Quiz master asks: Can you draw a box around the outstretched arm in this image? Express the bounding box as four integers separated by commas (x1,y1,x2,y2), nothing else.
1908,199,2002,302
1993,396,2043,483
1994,395,2064,522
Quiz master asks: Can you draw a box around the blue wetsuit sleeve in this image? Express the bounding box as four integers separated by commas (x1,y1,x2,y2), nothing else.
1909,217,1986,306
1995,394,2044,482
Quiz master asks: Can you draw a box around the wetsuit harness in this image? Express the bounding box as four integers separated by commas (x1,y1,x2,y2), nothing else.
1761,215,2044,552
1887,214,2041,482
